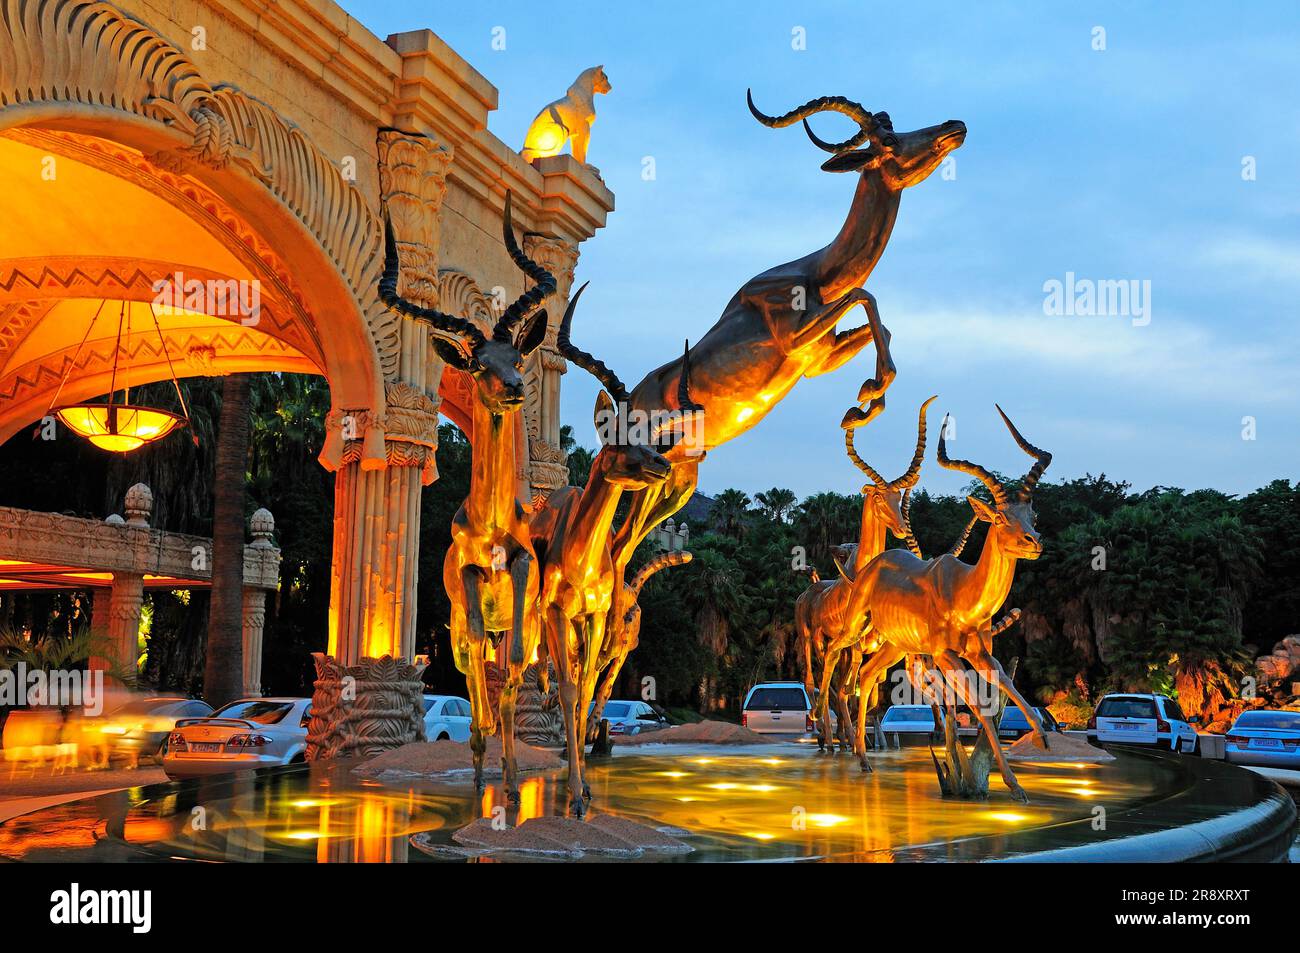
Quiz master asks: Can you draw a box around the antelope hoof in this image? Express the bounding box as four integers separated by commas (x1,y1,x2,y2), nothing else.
1033,730,1051,750
582,782,592,801
1008,782,1030,804
506,786,520,806
860,758,873,774
569,796,586,818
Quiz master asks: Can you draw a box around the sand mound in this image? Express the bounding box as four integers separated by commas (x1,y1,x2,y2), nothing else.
353,737,563,779
1006,731,1115,762
614,720,768,746
417,813,692,860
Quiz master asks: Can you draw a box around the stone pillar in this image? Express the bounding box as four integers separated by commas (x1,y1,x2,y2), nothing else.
312,131,450,759
97,484,152,686
241,508,276,697
522,235,580,499
86,586,113,676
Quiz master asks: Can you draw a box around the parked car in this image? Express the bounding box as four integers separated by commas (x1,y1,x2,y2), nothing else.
997,706,1062,741
423,695,472,741
1224,709,1300,769
588,700,668,736
741,682,817,737
93,696,214,763
880,704,944,745
163,697,311,779
1087,693,1199,754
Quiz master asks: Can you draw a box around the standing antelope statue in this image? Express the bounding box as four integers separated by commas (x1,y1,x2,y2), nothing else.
588,549,693,748
796,397,934,757
610,92,965,599
529,286,701,815
378,192,552,802
848,407,1054,801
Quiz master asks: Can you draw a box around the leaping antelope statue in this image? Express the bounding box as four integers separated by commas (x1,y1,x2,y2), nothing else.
849,407,1054,801
795,397,934,758
610,92,965,605
529,286,702,815
378,192,552,802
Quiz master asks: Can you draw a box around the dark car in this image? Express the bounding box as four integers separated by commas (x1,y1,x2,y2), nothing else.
997,706,1062,741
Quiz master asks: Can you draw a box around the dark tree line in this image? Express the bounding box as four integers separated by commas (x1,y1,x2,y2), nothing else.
1,372,1295,725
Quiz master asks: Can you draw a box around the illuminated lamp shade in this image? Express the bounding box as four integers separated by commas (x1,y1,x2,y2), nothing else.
56,403,184,453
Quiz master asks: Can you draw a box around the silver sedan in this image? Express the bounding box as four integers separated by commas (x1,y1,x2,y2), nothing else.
163,697,312,779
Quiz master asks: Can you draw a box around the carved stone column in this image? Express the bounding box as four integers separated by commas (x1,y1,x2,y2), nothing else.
314,131,451,759
522,236,580,499
241,508,276,697
241,588,266,698
86,587,113,678
99,483,152,687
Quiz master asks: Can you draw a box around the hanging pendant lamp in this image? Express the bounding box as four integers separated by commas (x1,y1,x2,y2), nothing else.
50,299,192,453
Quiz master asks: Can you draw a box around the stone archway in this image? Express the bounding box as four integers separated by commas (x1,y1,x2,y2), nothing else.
1,0,615,758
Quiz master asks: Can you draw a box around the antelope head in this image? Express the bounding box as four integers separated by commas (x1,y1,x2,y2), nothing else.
937,406,1053,560
558,283,676,490
379,191,552,413
845,395,936,540
747,92,966,190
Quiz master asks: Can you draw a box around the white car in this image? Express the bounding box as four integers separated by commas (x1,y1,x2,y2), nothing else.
163,697,312,779
880,704,944,745
423,694,472,742
741,682,816,736
1088,693,1199,754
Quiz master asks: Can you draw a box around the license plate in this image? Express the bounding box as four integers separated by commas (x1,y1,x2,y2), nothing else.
191,742,223,753
1252,738,1281,748
1113,723,1141,730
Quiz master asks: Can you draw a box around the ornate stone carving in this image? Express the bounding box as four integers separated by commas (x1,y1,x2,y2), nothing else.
249,508,276,548
306,653,425,760
377,131,453,310
381,380,441,483
124,484,153,526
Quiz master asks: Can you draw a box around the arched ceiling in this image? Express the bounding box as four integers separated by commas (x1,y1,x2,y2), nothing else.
0,129,326,442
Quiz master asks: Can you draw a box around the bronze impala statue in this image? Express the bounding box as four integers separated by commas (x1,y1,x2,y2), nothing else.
529,286,701,815
587,549,693,748
795,397,934,758
379,192,552,802
848,407,1054,801
610,93,966,594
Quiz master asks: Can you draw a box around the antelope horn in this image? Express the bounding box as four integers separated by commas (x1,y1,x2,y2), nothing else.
889,395,937,490
678,340,704,413
556,282,630,403
379,209,485,352
946,515,979,558
494,191,557,341
995,404,1053,502
901,489,923,558
746,90,875,153
629,551,692,598
844,425,887,488
937,413,1007,507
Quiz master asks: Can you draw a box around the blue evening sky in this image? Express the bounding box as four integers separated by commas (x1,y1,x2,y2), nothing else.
345,1,1299,500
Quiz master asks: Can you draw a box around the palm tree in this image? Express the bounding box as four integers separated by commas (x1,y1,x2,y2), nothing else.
793,491,859,565
755,487,797,523
710,488,752,539
204,372,251,708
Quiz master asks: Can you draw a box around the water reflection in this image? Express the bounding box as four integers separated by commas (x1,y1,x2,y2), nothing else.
0,745,1181,863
